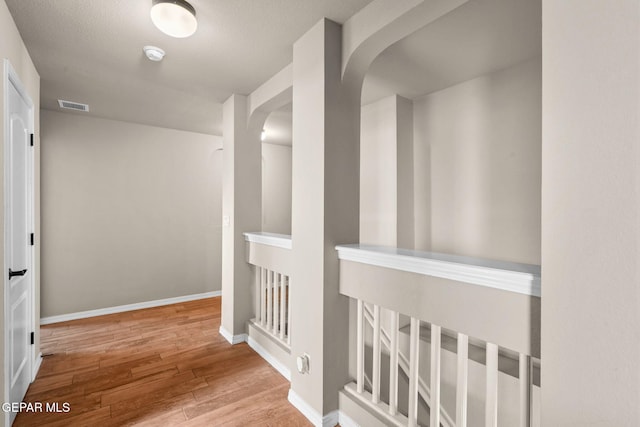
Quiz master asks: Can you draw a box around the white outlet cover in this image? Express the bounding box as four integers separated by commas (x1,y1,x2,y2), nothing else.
296,354,310,374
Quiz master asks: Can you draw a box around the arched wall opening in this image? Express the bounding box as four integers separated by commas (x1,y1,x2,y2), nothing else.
261,103,293,235
359,0,542,265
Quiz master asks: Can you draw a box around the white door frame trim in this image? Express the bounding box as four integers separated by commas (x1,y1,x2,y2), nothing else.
3,59,36,426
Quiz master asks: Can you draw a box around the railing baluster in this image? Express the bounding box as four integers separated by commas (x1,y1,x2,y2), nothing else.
286,277,291,345
388,311,399,416
255,267,261,323
260,268,266,326
280,275,287,340
266,270,272,330
431,324,442,427
408,317,420,427
519,353,531,427
456,333,469,427
372,305,381,403
485,342,499,427
273,273,280,335
356,299,364,394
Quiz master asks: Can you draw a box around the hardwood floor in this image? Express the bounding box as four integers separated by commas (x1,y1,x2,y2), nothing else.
15,297,312,426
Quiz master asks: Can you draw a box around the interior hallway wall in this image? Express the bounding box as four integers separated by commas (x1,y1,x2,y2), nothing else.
541,0,640,424
40,110,222,317
413,57,542,265
262,143,292,234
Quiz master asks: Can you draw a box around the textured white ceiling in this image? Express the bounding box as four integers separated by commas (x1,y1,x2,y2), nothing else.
363,0,541,105
5,0,372,135
6,0,540,137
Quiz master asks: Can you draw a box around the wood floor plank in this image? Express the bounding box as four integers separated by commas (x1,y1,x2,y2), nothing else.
99,370,195,406
23,372,74,395
108,391,196,425
15,297,311,426
125,408,188,427
183,383,303,426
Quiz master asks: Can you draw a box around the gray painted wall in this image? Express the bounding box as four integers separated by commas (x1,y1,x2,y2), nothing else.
414,57,542,265
40,110,222,317
541,0,640,424
359,58,541,265
262,143,292,234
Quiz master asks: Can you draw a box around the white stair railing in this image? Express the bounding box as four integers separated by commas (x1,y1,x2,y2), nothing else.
244,232,292,348
362,303,455,427
338,244,541,427
356,302,535,427
254,267,290,347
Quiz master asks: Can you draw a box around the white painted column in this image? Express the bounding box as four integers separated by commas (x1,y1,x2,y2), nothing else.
290,18,360,418
359,95,414,249
542,1,640,424
220,94,262,341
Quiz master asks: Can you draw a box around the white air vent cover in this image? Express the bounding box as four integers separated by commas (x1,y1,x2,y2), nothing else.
58,100,89,112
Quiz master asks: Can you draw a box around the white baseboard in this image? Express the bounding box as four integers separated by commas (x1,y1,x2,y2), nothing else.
32,352,42,382
338,410,359,427
288,389,342,427
218,326,247,345
40,291,222,325
322,410,339,427
247,335,291,381
288,388,323,426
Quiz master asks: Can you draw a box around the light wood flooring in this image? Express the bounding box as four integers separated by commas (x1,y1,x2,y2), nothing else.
15,297,312,426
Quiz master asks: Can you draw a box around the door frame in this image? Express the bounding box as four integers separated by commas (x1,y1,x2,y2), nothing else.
3,59,35,423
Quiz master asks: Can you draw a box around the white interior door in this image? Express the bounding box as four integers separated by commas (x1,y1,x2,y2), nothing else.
5,61,34,425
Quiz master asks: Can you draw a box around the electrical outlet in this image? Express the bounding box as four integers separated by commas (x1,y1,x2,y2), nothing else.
296,353,310,374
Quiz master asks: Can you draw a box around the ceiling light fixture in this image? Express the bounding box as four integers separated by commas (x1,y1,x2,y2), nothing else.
150,0,197,38
143,45,166,62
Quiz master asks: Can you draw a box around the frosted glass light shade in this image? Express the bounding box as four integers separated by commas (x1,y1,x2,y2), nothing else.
151,0,197,38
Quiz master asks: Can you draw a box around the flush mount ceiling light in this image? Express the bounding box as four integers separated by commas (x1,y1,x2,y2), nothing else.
143,45,166,61
150,0,197,38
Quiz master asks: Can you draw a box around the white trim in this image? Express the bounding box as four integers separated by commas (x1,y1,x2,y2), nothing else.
244,232,292,250
343,382,407,427
218,326,247,345
322,410,340,427
287,388,345,427
250,319,291,351
247,335,291,381
32,352,42,382
336,244,541,297
40,291,221,325
288,388,323,426
338,410,360,427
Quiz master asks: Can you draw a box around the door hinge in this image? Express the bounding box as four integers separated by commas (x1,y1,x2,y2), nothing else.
29,233,34,246
30,332,34,345
30,133,34,147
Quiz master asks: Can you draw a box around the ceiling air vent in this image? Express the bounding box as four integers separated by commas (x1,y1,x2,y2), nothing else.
58,100,89,112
